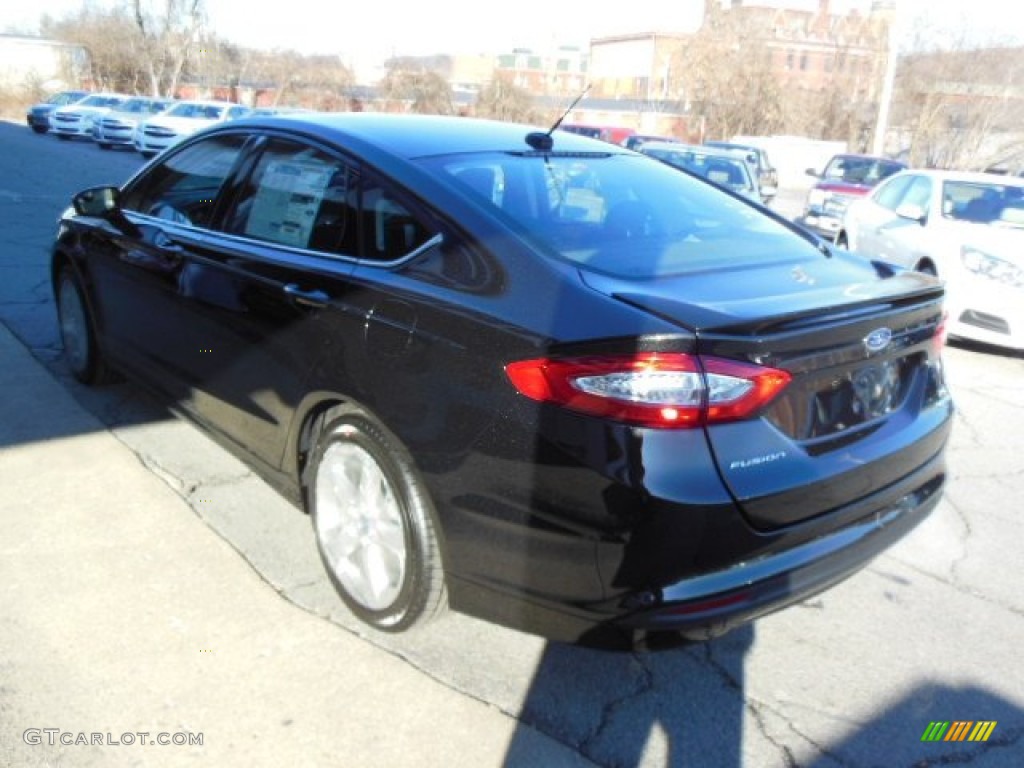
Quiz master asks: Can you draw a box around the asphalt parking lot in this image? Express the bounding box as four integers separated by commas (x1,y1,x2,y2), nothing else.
1,120,1022,767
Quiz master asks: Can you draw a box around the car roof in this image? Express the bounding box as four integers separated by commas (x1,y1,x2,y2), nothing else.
705,141,757,150
642,141,745,159
891,168,1024,187
830,152,904,163
226,113,630,159
171,99,242,108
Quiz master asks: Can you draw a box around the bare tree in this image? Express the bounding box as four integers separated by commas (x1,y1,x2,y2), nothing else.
130,0,204,97
669,3,784,140
893,45,1024,169
380,66,454,115
474,73,538,124
42,6,147,92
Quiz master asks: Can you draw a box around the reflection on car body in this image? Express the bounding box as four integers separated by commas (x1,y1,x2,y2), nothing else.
52,114,953,647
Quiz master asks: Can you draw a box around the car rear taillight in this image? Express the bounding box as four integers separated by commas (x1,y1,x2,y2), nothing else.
934,312,949,354
504,353,791,428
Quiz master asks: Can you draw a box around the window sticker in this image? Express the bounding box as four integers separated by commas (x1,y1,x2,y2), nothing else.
245,160,333,249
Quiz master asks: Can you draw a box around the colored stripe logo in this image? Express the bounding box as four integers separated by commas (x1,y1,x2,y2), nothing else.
921,721,997,742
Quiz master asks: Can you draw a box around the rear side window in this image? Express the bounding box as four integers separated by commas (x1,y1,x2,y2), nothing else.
359,175,434,262
121,134,246,227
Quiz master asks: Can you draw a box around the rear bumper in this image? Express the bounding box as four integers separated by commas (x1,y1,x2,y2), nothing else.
615,468,943,640
447,446,946,648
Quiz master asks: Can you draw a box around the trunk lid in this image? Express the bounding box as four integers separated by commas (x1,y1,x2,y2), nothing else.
580,255,951,530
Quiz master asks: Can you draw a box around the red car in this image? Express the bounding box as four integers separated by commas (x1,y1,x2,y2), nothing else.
799,153,906,240
558,123,636,146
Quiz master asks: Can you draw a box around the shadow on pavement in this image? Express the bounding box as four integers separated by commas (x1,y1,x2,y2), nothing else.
806,683,1023,766
505,626,754,767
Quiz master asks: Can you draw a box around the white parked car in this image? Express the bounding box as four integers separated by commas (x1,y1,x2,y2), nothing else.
134,100,250,157
93,96,174,150
838,169,1024,351
50,93,129,140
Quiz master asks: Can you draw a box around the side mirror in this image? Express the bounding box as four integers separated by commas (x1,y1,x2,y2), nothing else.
895,202,926,223
805,167,820,178
73,186,120,217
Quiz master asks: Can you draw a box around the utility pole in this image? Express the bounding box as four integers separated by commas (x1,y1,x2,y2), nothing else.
871,0,900,156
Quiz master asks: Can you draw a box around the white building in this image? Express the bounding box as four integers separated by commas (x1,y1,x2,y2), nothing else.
0,34,89,92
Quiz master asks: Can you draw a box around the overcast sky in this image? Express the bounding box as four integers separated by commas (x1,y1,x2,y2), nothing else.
1,0,1016,64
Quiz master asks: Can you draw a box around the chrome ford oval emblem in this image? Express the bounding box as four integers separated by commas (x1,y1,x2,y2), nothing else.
864,327,892,354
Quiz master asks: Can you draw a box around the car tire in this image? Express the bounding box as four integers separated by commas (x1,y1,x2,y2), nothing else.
835,233,849,249
56,133,71,141
31,125,48,134
308,408,447,632
56,267,117,385
97,142,111,150
140,150,156,158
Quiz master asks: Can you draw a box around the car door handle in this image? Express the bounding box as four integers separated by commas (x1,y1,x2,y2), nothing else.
283,283,330,309
154,232,184,253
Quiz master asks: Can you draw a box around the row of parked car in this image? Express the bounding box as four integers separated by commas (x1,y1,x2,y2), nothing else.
25,89,290,156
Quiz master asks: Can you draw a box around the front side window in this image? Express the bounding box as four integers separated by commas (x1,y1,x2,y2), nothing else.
422,151,819,279
901,176,932,210
121,133,247,228
873,174,913,211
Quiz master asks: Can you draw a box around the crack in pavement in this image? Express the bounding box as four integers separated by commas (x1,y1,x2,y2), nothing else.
942,495,973,585
699,643,865,768
877,556,1024,620
697,644,803,767
576,651,656,762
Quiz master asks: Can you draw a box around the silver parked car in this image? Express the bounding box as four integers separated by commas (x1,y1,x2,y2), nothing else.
639,142,761,201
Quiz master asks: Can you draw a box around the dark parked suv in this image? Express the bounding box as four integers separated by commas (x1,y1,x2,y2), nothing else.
52,114,953,647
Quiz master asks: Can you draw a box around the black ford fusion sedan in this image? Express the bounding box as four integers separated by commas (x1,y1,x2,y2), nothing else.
52,113,953,647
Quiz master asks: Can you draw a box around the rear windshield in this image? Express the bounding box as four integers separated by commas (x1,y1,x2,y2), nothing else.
420,151,817,278
823,156,904,185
